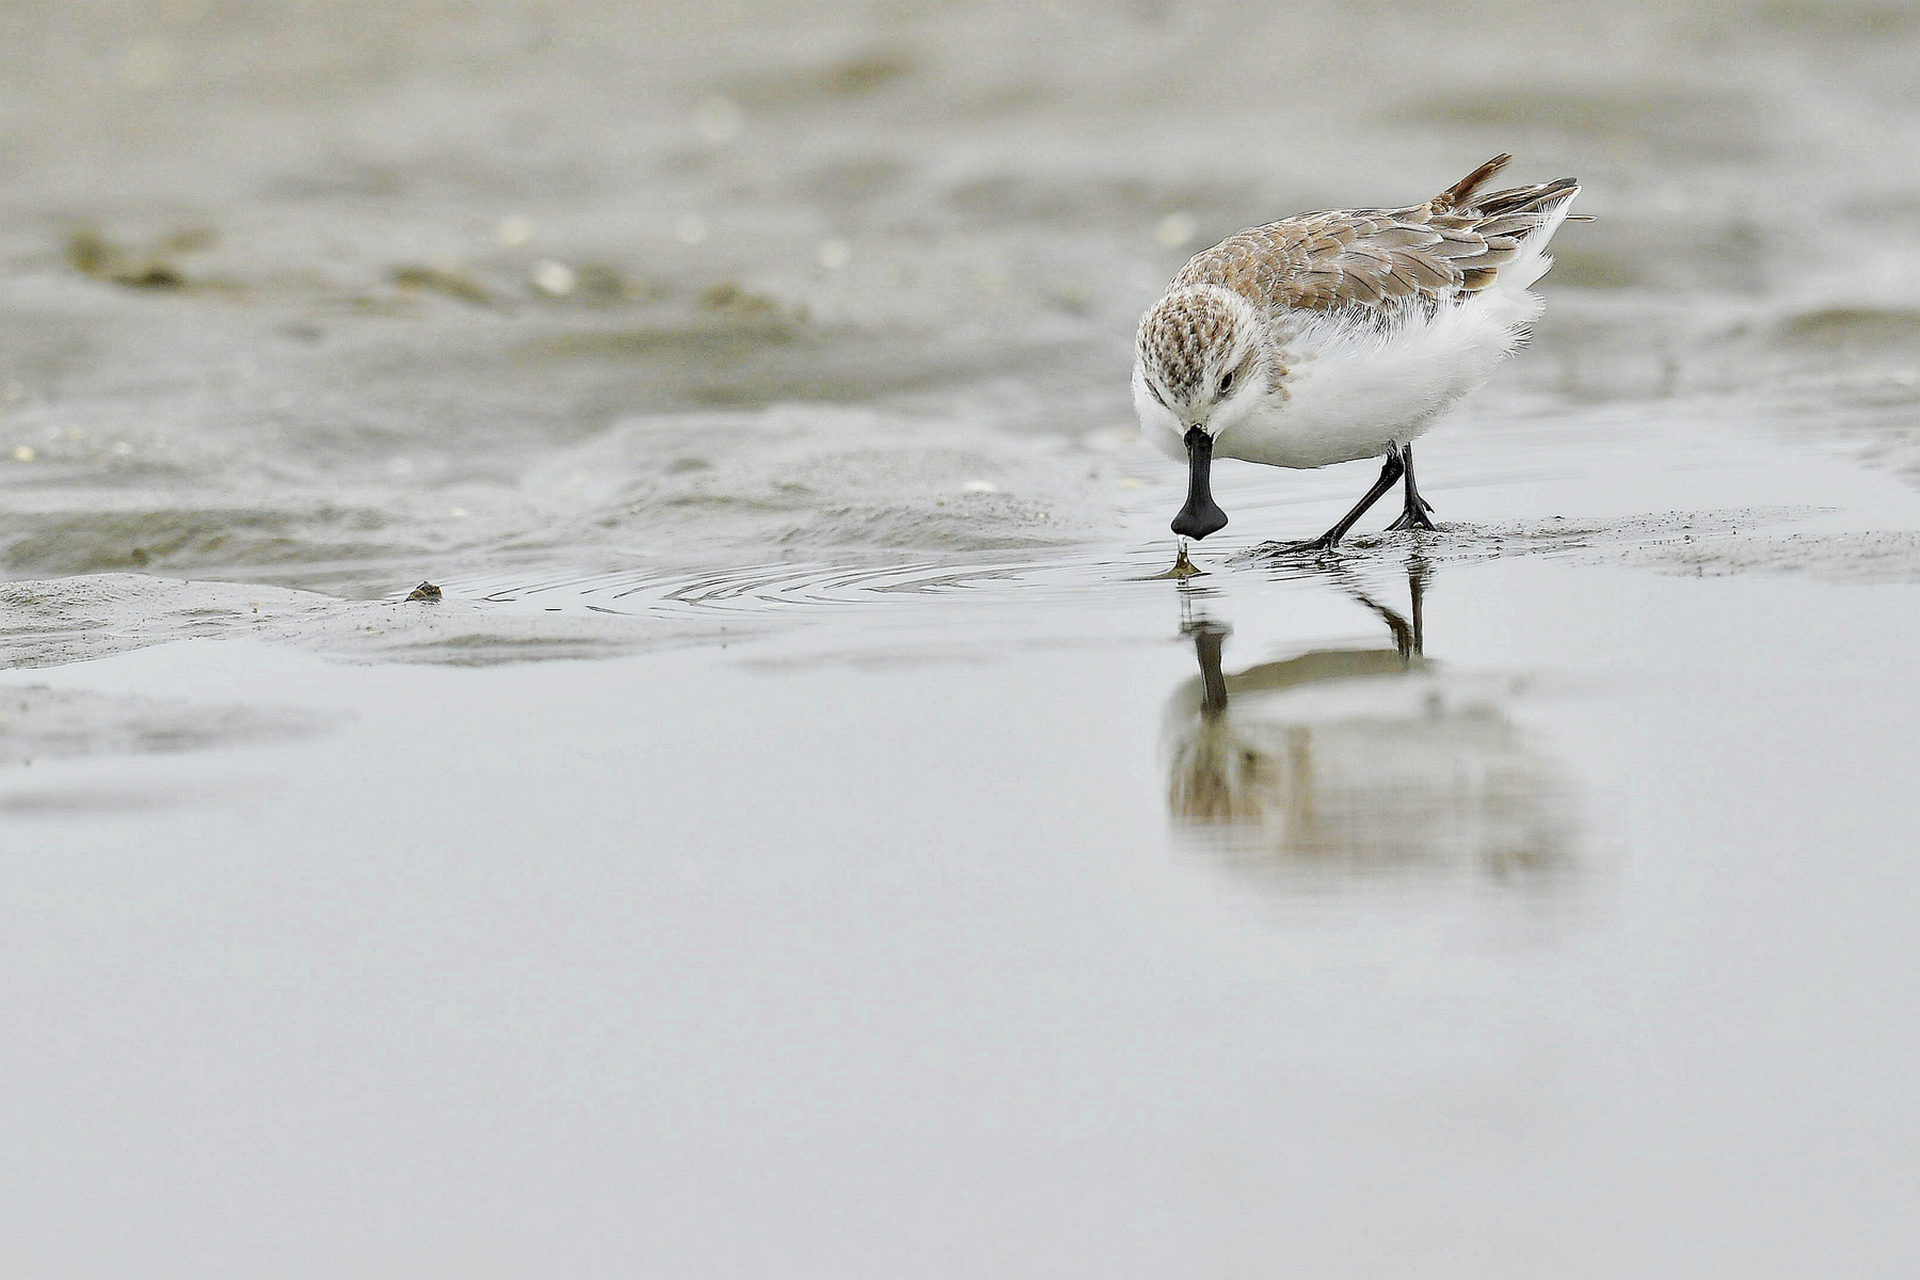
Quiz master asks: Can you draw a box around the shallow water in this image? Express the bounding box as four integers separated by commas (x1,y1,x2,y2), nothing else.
4,1,1920,1276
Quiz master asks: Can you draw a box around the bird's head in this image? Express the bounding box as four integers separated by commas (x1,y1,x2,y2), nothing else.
1134,286,1266,540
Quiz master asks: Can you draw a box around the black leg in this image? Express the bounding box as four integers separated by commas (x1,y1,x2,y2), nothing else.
1407,553,1430,655
1385,442,1437,532
1272,445,1406,554
1323,551,1433,659
1350,587,1417,659
1183,618,1231,716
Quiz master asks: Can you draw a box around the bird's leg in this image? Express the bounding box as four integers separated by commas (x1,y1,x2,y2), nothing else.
1407,553,1430,655
1349,586,1417,659
1266,446,1406,555
1385,442,1437,532
1182,616,1232,716
1320,553,1432,660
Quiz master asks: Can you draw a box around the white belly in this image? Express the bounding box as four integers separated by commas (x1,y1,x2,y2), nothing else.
1214,285,1542,471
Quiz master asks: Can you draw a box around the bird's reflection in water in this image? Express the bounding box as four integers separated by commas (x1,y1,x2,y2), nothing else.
1164,558,1574,888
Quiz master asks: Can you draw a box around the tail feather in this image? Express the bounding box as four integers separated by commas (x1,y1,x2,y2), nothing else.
1435,160,1584,299
1434,154,1512,211
1496,189,1579,293
1475,176,1580,218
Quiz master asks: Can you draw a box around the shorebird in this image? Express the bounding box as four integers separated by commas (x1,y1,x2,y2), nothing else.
1133,155,1581,551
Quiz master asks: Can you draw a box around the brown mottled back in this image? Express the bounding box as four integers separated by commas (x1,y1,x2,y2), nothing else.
1171,155,1580,316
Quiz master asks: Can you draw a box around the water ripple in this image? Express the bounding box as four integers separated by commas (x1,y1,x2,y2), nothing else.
434,548,1189,618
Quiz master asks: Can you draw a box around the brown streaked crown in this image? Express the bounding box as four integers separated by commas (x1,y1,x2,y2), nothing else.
1137,288,1241,406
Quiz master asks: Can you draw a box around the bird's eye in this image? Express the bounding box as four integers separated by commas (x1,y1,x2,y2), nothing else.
1218,370,1236,394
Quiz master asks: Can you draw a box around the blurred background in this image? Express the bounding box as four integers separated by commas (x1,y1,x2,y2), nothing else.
0,0,1916,592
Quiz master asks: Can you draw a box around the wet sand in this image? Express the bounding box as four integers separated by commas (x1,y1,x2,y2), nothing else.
7,404,1920,1277
5,0,1920,1275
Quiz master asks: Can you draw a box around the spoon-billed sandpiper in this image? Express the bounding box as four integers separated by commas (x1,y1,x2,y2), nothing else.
1134,155,1581,552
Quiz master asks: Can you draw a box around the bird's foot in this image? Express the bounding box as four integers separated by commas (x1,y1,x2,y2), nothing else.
1386,498,1437,533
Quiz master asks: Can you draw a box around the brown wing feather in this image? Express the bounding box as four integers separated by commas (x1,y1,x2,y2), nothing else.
1434,153,1512,211
1169,158,1580,318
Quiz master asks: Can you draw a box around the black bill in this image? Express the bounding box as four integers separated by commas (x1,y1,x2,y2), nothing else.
1171,426,1229,540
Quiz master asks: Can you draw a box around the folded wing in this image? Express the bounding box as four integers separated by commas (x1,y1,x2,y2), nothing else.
1173,156,1581,316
